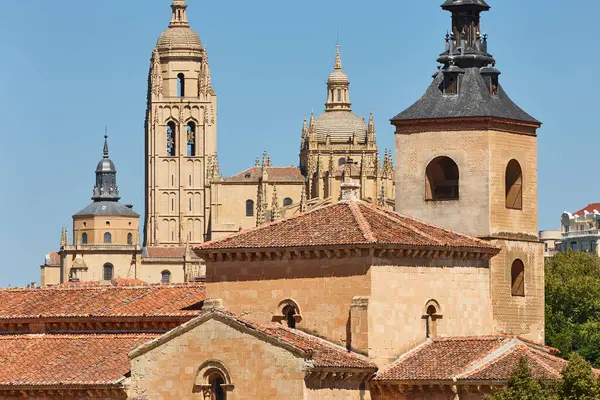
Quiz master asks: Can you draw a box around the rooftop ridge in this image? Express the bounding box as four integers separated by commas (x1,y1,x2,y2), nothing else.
347,202,377,243
0,283,206,292
455,336,516,379
363,202,497,249
357,202,445,246
0,333,160,340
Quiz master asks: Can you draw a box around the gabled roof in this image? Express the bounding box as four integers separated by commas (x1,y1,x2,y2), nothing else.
195,200,498,253
573,203,600,216
0,334,157,388
0,285,205,319
375,335,567,383
130,308,377,371
222,166,304,183
44,252,60,266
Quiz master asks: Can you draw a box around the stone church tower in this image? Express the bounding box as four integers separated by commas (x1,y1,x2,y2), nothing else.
393,0,544,341
144,0,217,247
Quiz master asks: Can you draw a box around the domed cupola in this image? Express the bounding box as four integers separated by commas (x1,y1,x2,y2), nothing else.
156,0,203,53
311,45,368,144
92,136,120,202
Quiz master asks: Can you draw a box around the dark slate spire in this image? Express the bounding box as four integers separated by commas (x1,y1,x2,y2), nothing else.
438,0,493,68
92,136,120,201
391,1,539,125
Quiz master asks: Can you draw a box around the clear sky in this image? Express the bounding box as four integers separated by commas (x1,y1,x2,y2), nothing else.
0,0,597,286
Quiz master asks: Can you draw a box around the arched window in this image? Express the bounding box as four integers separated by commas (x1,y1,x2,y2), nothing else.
505,160,523,210
209,375,226,400
127,232,133,245
187,122,196,157
103,264,114,281
337,88,342,102
195,361,232,400
423,300,442,339
338,157,346,166
167,122,176,157
283,198,293,207
511,259,525,297
272,299,301,328
425,156,459,201
161,270,171,284
246,200,254,217
81,233,88,245
282,305,296,329
177,73,185,97
103,232,112,244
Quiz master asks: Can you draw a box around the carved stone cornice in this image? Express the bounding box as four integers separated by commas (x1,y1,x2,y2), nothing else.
198,244,498,264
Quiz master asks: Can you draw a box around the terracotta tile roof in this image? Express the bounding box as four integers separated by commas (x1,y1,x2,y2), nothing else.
196,200,498,253
375,335,566,382
132,308,376,370
56,278,148,288
223,166,304,183
44,252,60,266
259,325,376,369
573,203,600,216
0,285,205,319
144,246,198,259
0,334,157,387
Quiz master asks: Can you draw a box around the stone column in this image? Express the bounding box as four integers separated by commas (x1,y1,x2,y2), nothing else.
349,296,369,355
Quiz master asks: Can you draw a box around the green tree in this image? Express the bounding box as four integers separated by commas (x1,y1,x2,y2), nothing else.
560,352,600,400
546,251,600,366
489,357,553,400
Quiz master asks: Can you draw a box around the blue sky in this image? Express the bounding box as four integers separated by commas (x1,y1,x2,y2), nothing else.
0,0,597,286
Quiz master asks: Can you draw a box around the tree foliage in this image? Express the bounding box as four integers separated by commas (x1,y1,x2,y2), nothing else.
560,353,600,400
489,354,600,400
546,251,600,367
489,357,554,400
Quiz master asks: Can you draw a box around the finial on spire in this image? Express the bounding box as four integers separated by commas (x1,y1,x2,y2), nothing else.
334,44,342,71
103,133,109,159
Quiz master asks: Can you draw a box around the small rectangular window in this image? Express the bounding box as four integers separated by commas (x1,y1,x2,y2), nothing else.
444,74,458,95
490,77,499,96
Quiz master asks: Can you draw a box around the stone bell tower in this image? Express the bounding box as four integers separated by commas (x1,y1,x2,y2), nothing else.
392,0,544,342
144,0,218,247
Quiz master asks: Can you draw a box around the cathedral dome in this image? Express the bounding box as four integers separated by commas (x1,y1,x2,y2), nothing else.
328,70,349,85
156,27,202,52
314,111,367,143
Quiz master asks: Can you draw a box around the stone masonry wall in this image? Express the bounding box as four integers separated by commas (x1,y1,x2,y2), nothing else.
489,239,545,343
128,318,306,400
369,264,494,366
206,256,371,347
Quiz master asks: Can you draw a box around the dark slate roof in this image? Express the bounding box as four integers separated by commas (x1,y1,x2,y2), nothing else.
74,201,139,217
391,68,540,124
441,0,490,9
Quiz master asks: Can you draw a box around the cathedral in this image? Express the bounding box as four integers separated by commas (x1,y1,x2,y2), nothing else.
16,0,566,399
41,0,393,286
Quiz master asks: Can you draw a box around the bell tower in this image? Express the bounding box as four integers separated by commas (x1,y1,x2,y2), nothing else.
392,0,544,342
144,0,217,247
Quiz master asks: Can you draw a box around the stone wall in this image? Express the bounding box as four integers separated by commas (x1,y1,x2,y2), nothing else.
489,239,545,343
368,263,494,366
206,256,371,347
128,318,306,399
